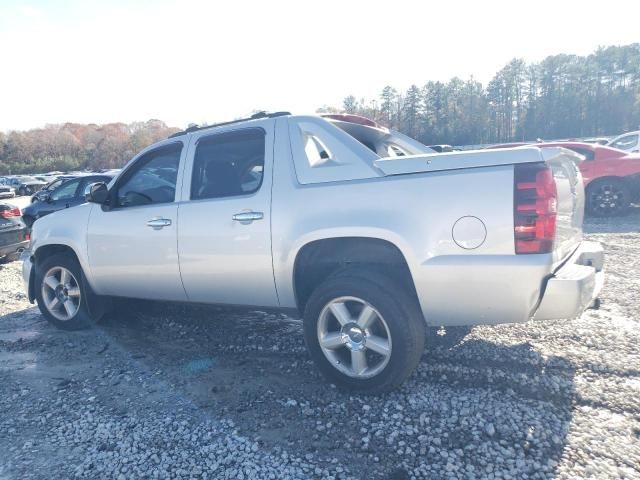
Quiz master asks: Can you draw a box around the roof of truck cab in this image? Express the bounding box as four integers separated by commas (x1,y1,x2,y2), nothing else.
168,111,291,138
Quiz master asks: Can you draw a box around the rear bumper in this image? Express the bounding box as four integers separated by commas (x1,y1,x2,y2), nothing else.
0,239,29,258
533,241,604,320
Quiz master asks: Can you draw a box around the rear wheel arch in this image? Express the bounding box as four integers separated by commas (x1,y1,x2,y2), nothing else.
292,237,419,315
586,175,632,188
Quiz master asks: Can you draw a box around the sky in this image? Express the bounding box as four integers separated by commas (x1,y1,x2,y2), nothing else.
0,0,639,131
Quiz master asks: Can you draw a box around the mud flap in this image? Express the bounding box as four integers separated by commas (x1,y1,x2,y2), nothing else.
81,271,112,322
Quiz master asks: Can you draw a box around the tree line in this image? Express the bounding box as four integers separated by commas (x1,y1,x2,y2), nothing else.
0,120,178,175
325,43,640,147
2,43,639,174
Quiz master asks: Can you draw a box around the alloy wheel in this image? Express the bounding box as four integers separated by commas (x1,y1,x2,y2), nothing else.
317,296,392,379
41,266,81,321
589,183,626,216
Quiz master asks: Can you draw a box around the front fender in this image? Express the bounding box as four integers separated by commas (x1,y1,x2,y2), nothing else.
30,204,94,286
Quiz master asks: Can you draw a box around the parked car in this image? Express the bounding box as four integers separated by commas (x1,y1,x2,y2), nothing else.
427,144,455,153
22,112,603,392
34,175,55,183
582,138,610,145
22,174,114,227
0,203,29,263
8,176,47,196
31,175,79,203
486,141,640,216
0,184,16,199
607,130,640,153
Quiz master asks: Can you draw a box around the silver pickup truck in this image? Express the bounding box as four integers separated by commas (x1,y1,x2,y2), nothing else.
22,112,604,392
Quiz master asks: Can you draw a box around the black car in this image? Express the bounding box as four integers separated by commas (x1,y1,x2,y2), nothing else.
22,174,113,227
31,175,80,203
0,203,29,263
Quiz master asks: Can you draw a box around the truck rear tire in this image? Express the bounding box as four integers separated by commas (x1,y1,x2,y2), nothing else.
35,253,95,330
303,268,425,393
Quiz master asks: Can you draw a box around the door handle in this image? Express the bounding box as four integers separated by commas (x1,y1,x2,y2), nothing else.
232,211,263,222
146,218,172,229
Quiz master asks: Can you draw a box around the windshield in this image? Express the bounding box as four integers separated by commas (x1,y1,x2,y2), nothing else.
609,133,638,150
44,179,64,190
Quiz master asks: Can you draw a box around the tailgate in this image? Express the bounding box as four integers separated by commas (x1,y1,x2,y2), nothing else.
539,147,585,266
374,146,544,175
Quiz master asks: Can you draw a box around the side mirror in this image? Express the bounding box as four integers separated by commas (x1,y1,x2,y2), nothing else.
85,182,109,204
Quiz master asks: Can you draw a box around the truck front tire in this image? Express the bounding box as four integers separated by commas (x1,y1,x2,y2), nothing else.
303,268,426,393
35,253,95,330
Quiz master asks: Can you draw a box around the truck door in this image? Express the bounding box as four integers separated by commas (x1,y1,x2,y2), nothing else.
86,141,187,301
177,122,278,307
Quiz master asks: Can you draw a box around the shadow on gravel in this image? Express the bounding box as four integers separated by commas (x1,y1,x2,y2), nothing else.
1,296,579,479
583,205,640,234
86,303,577,479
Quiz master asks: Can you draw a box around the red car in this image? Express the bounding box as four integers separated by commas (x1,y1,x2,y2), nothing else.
487,142,640,216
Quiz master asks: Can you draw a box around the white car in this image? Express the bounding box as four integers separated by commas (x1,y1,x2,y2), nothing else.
607,130,640,153
0,185,16,199
22,112,604,392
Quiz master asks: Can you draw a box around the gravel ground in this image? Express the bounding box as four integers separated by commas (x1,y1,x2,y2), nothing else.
0,210,639,479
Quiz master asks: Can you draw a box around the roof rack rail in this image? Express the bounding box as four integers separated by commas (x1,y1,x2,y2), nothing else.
168,111,291,138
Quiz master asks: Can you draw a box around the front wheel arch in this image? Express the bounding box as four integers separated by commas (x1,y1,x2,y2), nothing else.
34,244,80,269
33,244,111,322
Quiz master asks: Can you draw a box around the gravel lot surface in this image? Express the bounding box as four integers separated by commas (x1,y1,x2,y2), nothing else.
0,209,639,479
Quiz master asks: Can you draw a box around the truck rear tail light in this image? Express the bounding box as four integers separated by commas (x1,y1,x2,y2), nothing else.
0,206,21,218
514,163,557,254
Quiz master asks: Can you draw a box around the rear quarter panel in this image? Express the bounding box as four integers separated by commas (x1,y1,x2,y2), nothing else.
272,121,555,325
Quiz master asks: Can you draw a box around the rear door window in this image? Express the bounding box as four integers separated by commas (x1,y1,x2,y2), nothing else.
190,128,265,200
